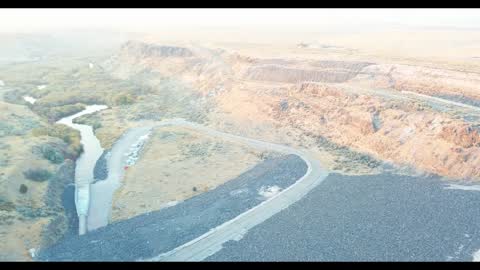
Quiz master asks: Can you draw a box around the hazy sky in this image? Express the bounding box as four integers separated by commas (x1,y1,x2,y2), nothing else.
0,8,479,33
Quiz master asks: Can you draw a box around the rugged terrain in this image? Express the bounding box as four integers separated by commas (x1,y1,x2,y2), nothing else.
2,28,480,260
102,39,480,181
0,90,77,260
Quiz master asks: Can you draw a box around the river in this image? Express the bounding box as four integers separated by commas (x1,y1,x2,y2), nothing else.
57,105,108,235
56,105,153,234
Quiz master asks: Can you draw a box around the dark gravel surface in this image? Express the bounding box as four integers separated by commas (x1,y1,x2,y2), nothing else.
37,154,307,261
206,173,480,261
93,150,108,182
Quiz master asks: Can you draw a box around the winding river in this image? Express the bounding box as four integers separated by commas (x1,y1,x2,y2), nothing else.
57,105,108,235
56,105,153,234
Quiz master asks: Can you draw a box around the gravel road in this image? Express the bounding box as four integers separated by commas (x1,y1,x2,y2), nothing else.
206,173,480,262
88,126,153,231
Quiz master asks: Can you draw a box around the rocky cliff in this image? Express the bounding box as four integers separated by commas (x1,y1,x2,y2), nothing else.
107,40,480,181
120,40,193,58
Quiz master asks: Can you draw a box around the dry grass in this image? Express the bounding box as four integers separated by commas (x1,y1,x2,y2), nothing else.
111,125,267,222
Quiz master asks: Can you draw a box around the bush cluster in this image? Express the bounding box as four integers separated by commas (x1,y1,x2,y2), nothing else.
19,184,28,194
115,93,136,106
32,103,85,122
23,168,52,182
32,125,83,158
40,144,65,164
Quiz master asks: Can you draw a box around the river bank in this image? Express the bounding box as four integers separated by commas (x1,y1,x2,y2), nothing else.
0,92,83,260
40,160,78,247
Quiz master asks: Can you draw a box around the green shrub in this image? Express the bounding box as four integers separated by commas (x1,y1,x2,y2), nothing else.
73,114,102,131
32,103,86,122
32,125,83,158
2,89,24,105
50,104,86,120
115,94,135,106
40,144,64,164
23,168,52,182
0,199,15,211
92,122,102,130
19,184,28,194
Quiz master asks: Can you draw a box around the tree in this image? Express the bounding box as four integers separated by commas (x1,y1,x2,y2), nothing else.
19,184,28,194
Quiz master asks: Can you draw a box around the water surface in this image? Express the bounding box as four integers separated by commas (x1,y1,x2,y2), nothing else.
57,104,108,234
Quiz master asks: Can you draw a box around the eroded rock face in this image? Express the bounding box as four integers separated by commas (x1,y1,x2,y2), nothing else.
295,82,347,97
242,59,372,84
362,64,480,101
310,60,373,70
120,40,193,58
245,64,359,83
267,82,480,180
107,41,480,180
439,124,480,148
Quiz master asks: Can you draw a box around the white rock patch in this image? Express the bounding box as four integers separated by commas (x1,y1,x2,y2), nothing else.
230,188,248,196
258,185,282,199
23,95,37,104
164,201,179,208
125,132,151,166
473,249,480,262
37,85,47,90
444,184,480,192
29,248,36,258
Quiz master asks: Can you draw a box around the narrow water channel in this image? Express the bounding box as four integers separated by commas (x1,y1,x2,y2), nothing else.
56,104,153,234
56,105,108,235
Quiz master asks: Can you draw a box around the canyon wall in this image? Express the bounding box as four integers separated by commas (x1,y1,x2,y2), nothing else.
109,40,480,181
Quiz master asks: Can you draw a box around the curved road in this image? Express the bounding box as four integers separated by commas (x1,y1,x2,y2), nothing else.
135,118,329,261
400,90,480,112
88,126,153,231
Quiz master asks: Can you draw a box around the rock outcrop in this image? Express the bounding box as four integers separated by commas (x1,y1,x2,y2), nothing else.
245,64,362,84
107,41,480,181
362,64,480,102
120,40,193,58
439,124,480,148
